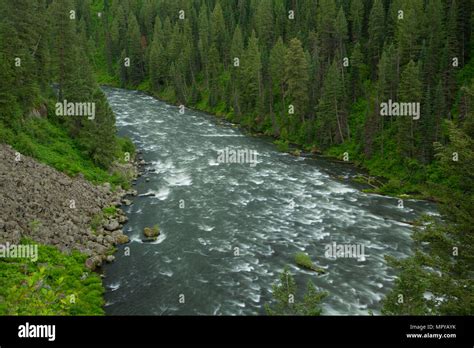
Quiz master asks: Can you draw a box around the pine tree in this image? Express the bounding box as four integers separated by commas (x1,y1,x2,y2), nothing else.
241,31,262,117
149,38,166,91
255,0,274,50
210,1,227,64
139,0,156,40
334,6,348,60
78,89,118,169
198,3,210,88
368,0,385,76
230,25,244,117
317,59,348,147
443,0,461,105
397,60,422,159
119,49,129,87
423,0,444,89
316,0,337,62
285,38,309,132
48,0,77,101
110,5,126,58
269,37,287,135
208,44,221,108
369,44,398,157
377,44,399,101
394,0,424,66
349,42,367,102
265,267,327,316
126,13,144,86
349,0,364,43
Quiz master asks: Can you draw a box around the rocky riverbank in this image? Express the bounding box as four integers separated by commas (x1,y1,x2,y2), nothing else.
0,144,141,270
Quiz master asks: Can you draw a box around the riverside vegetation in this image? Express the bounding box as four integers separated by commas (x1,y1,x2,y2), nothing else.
0,0,138,314
0,0,473,315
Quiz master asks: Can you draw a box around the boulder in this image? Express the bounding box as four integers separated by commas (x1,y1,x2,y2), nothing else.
85,256,102,270
143,226,160,240
114,232,129,245
104,235,115,244
118,214,128,224
104,219,120,231
117,235,129,244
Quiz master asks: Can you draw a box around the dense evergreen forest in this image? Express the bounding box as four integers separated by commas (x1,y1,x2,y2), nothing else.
92,0,473,197
0,0,135,182
0,0,472,315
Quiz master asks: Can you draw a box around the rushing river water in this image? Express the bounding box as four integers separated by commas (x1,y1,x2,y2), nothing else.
102,87,436,315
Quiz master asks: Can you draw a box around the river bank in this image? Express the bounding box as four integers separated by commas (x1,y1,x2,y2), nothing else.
0,143,143,268
0,140,147,314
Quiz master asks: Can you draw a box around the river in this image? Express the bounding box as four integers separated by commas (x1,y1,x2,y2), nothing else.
102,87,436,315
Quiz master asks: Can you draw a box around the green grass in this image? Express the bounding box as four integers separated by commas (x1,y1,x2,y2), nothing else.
294,252,326,274
95,70,119,86
0,240,104,315
295,252,315,269
116,136,136,163
1,117,129,188
136,79,151,92
274,139,290,152
102,205,118,218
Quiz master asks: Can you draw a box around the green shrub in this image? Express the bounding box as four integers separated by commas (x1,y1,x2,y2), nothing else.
295,252,314,269
13,133,36,157
274,139,289,152
0,240,105,315
90,214,103,232
118,137,135,158
294,252,326,274
0,122,15,144
102,206,117,218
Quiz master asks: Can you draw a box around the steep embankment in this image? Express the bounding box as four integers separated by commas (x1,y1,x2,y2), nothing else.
0,144,136,269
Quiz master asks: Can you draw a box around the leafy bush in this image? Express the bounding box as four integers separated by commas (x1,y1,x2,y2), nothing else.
117,136,136,159
295,252,314,269
102,205,117,218
90,214,103,232
0,122,15,144
274,139,289,152
0,240,104,315
13,133,37,157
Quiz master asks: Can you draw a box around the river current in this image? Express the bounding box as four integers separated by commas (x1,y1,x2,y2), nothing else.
102,87,436,315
